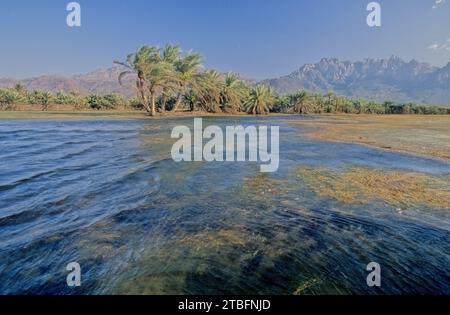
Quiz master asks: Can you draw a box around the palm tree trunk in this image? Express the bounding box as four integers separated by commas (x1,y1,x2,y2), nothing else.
172,93,183,112
138,81,152,115
150,95,156,116
160,95,166,113
143,101,151,115
141,95,151,115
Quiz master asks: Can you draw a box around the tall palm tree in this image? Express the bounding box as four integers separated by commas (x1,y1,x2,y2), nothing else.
220,73,246,113
115,46,160,115
244,85,275,115
115,45,179,116
146,57,178,115
171,51,203,112
161,44,181,64
159,44,181,112
196,70,223,113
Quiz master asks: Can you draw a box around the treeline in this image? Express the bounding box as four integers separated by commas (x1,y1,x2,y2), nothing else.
112,44,449,116
1,84,448,115
1,44,449,115
272,92,450,115
0,85,131,111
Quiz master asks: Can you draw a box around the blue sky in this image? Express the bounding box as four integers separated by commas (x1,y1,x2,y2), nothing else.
1,0,449,79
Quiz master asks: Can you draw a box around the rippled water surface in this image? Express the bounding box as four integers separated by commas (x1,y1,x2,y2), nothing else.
0,116,449,294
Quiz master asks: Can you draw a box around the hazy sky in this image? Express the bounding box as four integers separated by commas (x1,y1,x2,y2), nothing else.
1,0,450,79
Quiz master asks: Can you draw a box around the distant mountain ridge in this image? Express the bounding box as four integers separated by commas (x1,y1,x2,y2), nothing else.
0,66,135,98
1,56,450,104
262,56,450,105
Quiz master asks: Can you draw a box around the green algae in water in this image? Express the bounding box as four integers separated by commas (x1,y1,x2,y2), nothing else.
297,166,450,210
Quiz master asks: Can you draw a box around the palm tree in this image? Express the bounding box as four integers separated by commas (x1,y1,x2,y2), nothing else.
27,90,53,111
159,44,181,112
220,73,246,113
289,91,313,114
116,45,180,116
146,58,178,115
161,44,181,64
115,46,159,115
183,89,199,112
353,99,367,114
324,91,336,113
383,101,395,114
244,85,275,115
171,51,203,112
196,70,223,113
312,94,325,113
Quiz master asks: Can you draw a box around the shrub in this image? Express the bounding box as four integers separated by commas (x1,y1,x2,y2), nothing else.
103,94,127,109
128,98,144,110
27,91,54,109
0,88,22,110
86,94,126,110
54,91,78,105
86,95,102,110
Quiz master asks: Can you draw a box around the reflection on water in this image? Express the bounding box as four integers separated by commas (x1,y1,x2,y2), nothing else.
0,117,449,294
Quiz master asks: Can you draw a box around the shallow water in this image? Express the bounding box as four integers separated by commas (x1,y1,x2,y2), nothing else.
0,116,449,294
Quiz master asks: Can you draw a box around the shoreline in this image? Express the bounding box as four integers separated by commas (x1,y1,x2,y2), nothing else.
290,115,450,162
0,110,295,120
2,111,450,163
1,110,449,119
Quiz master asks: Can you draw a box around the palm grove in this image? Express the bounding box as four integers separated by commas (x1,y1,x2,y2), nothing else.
1,44,449,115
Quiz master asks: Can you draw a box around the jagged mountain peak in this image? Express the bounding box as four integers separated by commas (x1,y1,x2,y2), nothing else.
262,56,450,104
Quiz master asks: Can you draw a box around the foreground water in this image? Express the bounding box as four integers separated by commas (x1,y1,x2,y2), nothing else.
0,116,449,294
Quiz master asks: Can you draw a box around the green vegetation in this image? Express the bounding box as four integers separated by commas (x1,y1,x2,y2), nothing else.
244,85,275,115
86,94,127,110
292,115,450,160
276,92,450,115
0,88,22,110
115,44,450,116
0,86,128,111
1,44,449,115
296,166,450,209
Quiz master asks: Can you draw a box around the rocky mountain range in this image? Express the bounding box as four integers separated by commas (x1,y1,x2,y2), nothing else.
1,56,450,104
262,56,450,105
0,66,135,98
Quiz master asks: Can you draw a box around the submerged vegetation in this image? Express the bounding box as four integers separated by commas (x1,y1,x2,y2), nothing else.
1,44,449,115
292,115,450,160
297,166,450,209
